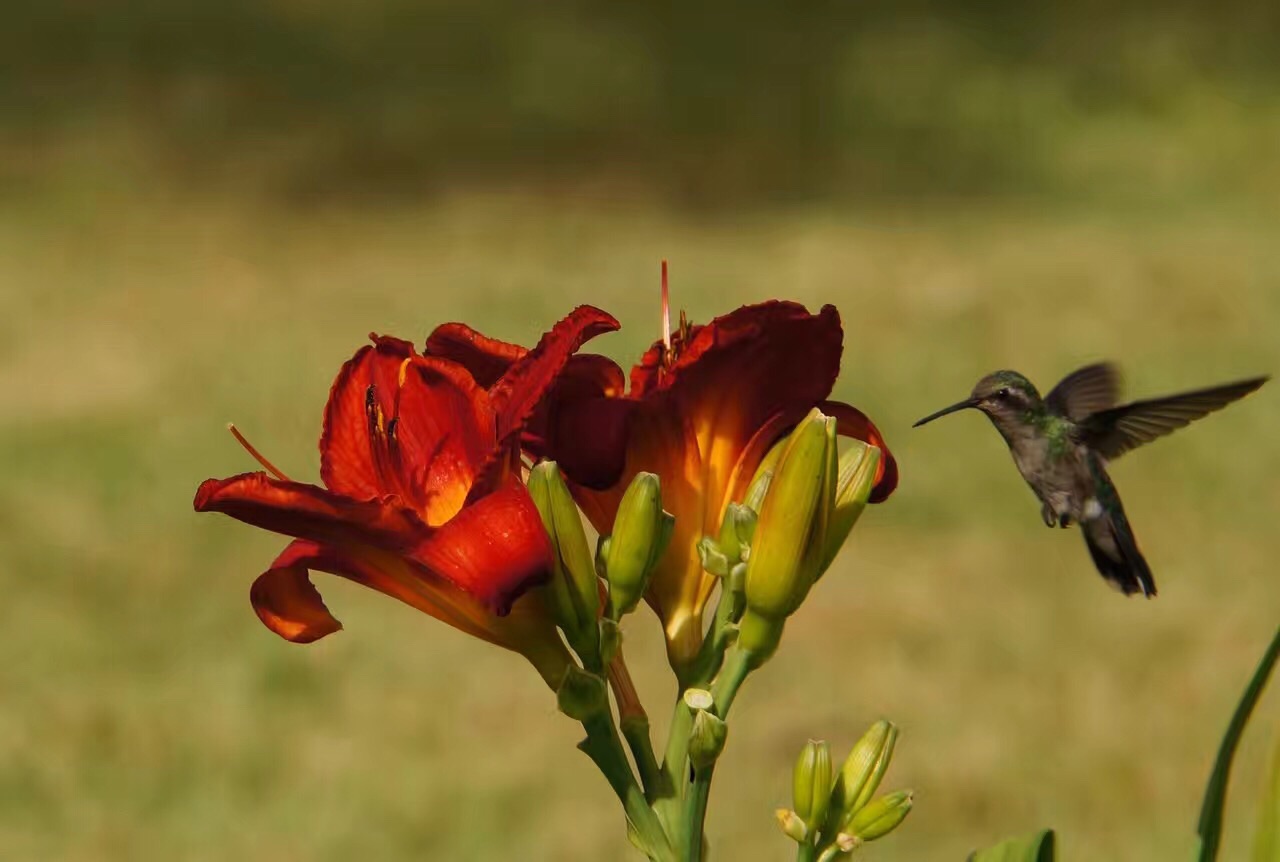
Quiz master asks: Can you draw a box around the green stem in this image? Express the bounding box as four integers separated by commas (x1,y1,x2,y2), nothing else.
580,712,675,862
622,714,668,802
797,842,821,862
683,765,713,862
654,698,694,847
676,646,756,861
660,697,695,798
709,646,753,716
680,580,741,688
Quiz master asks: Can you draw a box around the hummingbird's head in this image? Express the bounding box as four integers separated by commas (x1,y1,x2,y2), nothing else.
913,370,1043,428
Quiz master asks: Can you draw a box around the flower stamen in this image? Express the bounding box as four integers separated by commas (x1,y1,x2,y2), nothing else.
227,423,292,481
661,259,671,355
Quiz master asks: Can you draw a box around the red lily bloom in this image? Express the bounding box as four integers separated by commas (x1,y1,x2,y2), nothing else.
194,307,618,687
426,296,897,670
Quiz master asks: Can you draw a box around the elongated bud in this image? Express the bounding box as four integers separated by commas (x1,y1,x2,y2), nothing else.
775,808,808,843
819,440,881,575
792,739,834,831
739,410,837,658
830,720,898,823
528,462,600,650
688,710,728,770
842,790,913,844
556,665,608,721
603,472,673,617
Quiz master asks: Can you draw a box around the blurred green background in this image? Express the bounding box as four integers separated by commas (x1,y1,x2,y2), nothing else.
3,2,1278,859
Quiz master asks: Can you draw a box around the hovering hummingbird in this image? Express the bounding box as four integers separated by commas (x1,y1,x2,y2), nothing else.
913,364,1268,597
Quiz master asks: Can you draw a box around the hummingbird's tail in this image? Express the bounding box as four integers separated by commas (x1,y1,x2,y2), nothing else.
1080,498,1156,597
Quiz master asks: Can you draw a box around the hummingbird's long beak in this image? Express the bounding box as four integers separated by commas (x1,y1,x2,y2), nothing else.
913,397,979,428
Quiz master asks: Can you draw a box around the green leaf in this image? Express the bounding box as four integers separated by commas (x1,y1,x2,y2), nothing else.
1255,729,1280,862
967,829,1056,862
1198,626,1280,862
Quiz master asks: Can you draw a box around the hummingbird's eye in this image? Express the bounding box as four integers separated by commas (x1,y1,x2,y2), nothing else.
996,388,1011,400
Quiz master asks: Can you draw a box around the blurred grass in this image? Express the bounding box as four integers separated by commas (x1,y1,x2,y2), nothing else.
5,1,1280,207
3,4,1280,860
2,180,1277,860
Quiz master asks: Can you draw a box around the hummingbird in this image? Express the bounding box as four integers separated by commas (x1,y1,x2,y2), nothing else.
913,364,1268,597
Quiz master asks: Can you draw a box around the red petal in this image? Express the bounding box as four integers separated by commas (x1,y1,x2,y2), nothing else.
636,301,844,525
319,335,495,524
249,538,569,686
471,306,620,494
489,306,620,441
405,484,554,615
250,540,346,643
249,539,534,645
426,311,628,487
425,322,526,388
529,354,631,487
195,472,429,549
196,473,551,617
819,400,899,503
396,357,495,524
319,335,416,499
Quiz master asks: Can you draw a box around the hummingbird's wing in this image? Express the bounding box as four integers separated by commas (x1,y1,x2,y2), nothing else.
1045,362,1121,420
1081,376,1269,460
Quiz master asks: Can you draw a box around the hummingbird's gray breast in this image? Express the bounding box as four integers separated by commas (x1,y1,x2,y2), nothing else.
1010,434,1096,525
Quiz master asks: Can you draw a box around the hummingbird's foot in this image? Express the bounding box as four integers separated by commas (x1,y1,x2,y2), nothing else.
1040,502,1057,528
1058,513,1072,528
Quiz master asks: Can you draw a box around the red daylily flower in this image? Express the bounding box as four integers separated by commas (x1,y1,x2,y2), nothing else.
194,307,619,686
427,295,897,670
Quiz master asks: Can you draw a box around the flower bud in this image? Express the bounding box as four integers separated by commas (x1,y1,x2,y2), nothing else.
697,536,730,578
738,409,837,658
792,739,834,831
688,709,728,770
842,790,913,844
603,472,674,617
775,808,808,843
716,502,757,563
528,462,599,650
819,440,881,575
829,720,898,823
555,664,608,721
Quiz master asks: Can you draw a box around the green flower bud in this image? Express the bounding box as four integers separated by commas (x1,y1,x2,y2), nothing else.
775,808,808,844
688,710,728,770
728,503,759,554
738,409,838,659
603,472,674,617
793,739,834,831
819,440,881,576
697,536,730,578
529,462,599,651
843,790,913,844
555,665,608,721
829,720,898,823
716,501,755,563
